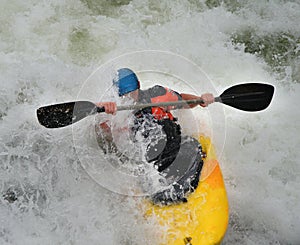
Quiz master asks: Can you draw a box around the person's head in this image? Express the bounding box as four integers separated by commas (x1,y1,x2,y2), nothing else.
113,68,140,98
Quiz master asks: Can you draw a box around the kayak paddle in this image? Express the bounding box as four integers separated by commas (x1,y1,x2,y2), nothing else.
216,83,275,112
37,83,274,128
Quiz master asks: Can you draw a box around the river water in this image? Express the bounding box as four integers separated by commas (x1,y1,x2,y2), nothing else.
1,0,300,244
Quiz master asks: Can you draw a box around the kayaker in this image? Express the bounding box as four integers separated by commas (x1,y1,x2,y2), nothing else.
96,68,214,204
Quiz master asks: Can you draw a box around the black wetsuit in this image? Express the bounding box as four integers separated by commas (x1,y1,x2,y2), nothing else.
132,85,204,205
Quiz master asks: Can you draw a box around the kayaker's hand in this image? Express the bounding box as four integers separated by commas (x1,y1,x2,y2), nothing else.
96,102,117,115
200,93,215,107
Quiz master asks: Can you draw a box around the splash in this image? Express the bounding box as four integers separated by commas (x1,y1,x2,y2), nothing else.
1,0,300,244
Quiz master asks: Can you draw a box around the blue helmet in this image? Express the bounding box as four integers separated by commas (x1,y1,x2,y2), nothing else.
113,68,140,96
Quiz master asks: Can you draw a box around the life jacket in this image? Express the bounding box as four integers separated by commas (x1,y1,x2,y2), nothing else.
150,87,180,120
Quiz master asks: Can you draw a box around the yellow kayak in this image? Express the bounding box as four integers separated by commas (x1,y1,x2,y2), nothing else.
145,135,229,245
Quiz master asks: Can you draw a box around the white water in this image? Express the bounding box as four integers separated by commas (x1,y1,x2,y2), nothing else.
1,0,300,244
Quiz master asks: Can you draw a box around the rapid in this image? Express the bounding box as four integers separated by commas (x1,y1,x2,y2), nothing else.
1,0,300,244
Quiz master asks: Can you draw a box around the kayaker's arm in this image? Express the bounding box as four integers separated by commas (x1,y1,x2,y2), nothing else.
180,93,215,108
98,121,113,141
95,120,129,158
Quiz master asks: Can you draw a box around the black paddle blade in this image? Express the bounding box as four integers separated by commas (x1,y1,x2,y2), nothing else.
219,83,274,112
37,101,101,128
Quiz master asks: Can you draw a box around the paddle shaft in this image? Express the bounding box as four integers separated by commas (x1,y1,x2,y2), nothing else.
111,98,216,112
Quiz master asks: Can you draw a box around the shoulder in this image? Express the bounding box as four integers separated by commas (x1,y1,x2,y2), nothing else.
139,85,182,101
153,85,182,101
147,85,167,96
147,85,181,96
139,85,166,101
